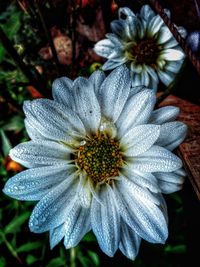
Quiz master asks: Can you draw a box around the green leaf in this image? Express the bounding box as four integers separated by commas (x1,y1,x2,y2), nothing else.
3,115,24,132
26,254,38,265
4,211,30,234
17,241,43,253
0,130,12,157
0,256,6,267
46,258,65,267
0,45,5,63
164,244,186,254
87,250,99,266
82,231,96,242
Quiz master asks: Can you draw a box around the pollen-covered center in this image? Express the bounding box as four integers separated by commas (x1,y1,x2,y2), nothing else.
76,135,123,183
126,37,160,67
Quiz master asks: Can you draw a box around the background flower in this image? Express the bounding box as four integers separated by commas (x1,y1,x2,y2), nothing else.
94,5,186,90
3,65,187,260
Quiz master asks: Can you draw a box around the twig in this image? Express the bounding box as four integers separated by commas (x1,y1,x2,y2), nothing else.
149,0,200,76
34,0,61,76
0,26,47,97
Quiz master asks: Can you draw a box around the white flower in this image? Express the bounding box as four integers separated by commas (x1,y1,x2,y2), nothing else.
3,65,187,260
94,5,186,91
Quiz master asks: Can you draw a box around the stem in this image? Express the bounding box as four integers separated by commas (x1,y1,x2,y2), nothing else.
70,247,76,267
0,232,22,264
0,26,47,97
148,0,200,75
34,0,61,76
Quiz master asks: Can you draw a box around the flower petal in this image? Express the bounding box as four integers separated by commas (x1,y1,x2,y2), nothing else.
99,65,131,122
110,20,126,38
73,77,101,134
155,121,187,150
121,124,160,156
117,89,156,136
89,70,105,96
140,5,155,21
157,69,175,86
29,173,78,233
102,59,124,71
64,206,91,249
23,99,86,144
91,186,120,257
148,15,164,36
119,222,141,260
114,181,168,243
122,168,159,193
161,48,185,61
9,140,72,168
94,39,115,58
149,106,180,124
154,169,185,194
50,224,66,249
52,77,74,108
129,145,182,172
3,165,75,201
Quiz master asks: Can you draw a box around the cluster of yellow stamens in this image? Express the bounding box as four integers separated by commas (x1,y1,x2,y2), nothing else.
76,134,123,184
126,37,160,67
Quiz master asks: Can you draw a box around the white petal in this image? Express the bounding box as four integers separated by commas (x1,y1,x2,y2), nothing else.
29,173,78,233
91,186,120,257
106,33,123,46
140,5,155,21
149,106,180,124
119,7,135,18
89,70,105,96
94,39,115,58
129,85,146,96
130,145,182,172
161,48,185,61
177,26,187,38
117,89,156,136
50,224,66,249
102,59,124,71
64,206,91,248
145,66,159,91
157,27,174,44
9,140,72,168
165,61,183,73
114,181,168,243
3,165,75,201
121,124,160,156
24,118,46,140
73,77,101,134
157,69,175,86
155,122,187,150
110,20,126,38
52,77,74,107
119,222,141,260
23,99,86,144
122,168,159,193
154,170,185,194
99,65,131,122
148,15,164,36
77,173,92,208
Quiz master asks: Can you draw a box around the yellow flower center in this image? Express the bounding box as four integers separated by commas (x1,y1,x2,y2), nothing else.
76,134,123,184
126,38,160,67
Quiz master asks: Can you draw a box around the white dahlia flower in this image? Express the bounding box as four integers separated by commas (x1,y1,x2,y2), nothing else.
94,5,186,90
3,65,187,260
